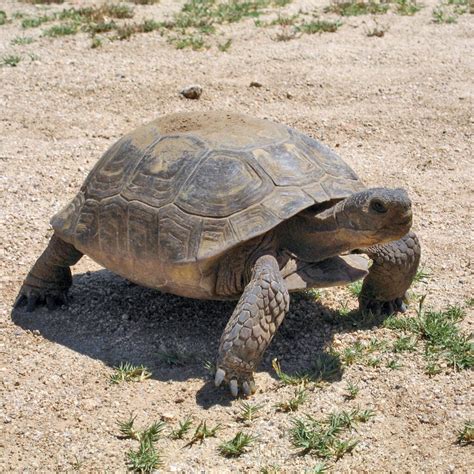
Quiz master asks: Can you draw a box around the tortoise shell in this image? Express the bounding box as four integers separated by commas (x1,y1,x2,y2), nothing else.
52,112,365,294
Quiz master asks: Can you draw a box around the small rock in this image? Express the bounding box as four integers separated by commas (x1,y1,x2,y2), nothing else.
180,85,202,100
161,412,175,422
249,81,263,88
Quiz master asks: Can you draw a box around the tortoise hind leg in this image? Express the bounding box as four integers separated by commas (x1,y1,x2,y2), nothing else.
15,234,83,312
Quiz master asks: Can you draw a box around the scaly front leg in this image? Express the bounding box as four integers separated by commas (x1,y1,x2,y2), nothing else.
359,232,421,315
215,255,289,397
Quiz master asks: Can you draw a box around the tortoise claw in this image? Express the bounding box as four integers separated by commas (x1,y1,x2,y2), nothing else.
14,283,69,312
214,368,225,387
214,364,256,397
230,379,239,397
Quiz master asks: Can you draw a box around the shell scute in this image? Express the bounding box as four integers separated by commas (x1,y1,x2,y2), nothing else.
175,150,273,218
122,135,208,208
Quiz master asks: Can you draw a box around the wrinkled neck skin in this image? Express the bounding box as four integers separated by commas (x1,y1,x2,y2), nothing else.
279,200,380,263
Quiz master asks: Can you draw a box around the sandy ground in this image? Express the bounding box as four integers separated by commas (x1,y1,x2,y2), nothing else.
1,0,473,472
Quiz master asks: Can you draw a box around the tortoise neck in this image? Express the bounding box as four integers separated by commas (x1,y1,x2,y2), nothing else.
278,200,359,262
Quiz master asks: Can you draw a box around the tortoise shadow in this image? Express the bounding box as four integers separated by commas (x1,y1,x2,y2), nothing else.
11,268,387,408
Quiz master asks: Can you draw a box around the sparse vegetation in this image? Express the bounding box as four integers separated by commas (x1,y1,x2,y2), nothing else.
186,420,221,446
324,1,390,16
392,335,417,352
290,408,374,459
11,36,35,45
1,55,22,67
169,415,193,440
413,267,431,284
394,0,423,15
344,382,359,400
386,359,402,370
273,352,341,386
0,11,7,26
238,401,264,422
157,349,191,366
117,415,166,472
348,280,363,297
297,20,342,34
110,362,152,384
218,431,258,457
20,0,64,3
383,303,473,372
457,420,474,446
432,4,457,22
22,15,52,29
43,23,78,37
276,387,307,412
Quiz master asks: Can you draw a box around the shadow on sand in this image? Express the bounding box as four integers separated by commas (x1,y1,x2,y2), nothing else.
11,268,387,408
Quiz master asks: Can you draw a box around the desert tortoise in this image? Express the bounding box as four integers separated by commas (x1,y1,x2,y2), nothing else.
15,111,421,396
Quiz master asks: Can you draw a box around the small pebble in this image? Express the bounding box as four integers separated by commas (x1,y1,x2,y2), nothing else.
180,85,202,100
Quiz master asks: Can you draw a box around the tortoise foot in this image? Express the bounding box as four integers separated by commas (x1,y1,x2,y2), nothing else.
14,284,69,312
214,357,257,397
360,295,407,317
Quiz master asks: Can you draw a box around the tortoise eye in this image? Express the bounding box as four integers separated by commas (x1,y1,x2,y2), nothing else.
370,200,388,214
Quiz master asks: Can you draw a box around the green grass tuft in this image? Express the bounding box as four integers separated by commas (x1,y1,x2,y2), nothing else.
324,0,389,16
290,408,374,459
22,15,52,29
110,362,152,384
273,352,341,386
219,431,258,457
43,23,78,37
432,5,457,22
392,335,417,352
344,382,360,400
11,36,35,45
348,280,363,297
276,387,307,412
394,0,423,15
384,303,473,371
297,19,342,34
186,420,221,446
457,420,474,445
169,415,193,439
1,55,21,67
0,11,7,26
238,401,264,422
117,415,165,472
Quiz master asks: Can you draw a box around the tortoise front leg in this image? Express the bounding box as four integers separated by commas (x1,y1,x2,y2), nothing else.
359,232,421,315
215,255,289,397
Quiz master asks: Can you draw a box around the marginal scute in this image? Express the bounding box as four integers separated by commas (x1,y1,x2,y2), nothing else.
99,197,128,255
128,201,158,259
73,199,99,249
51,192,84,242
157,204,201,263
321,174,365,199
176,150,273,218
197,219,238,259
122,135,208,208
83,136,145,200
262,187,314,219
230,205,280,242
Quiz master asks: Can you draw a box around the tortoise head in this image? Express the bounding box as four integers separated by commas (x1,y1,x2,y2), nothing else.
338,187,413,243
280,188,413,262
